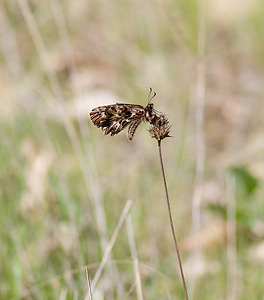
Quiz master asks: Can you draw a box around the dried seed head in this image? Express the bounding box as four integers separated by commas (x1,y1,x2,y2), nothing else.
148,114,171,141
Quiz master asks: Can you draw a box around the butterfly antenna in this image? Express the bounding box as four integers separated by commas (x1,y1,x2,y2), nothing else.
147,87,156,104
147,87,153,103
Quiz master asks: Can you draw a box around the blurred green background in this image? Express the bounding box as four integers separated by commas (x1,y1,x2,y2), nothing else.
1,0,264,299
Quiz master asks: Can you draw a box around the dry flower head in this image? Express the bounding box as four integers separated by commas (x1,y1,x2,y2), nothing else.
149,114,171,142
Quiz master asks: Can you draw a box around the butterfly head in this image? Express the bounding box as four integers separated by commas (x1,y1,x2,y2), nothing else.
145,103,155,122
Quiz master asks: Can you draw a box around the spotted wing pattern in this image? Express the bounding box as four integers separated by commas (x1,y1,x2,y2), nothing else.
90,103,147,140
127,119,142,140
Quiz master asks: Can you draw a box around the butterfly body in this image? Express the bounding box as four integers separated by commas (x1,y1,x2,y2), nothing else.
90,103,157,140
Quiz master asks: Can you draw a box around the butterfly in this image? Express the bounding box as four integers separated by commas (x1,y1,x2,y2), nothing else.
90,88,159,140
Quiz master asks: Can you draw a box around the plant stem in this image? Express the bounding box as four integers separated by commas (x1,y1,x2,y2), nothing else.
85,266,94,300
158,140,189,300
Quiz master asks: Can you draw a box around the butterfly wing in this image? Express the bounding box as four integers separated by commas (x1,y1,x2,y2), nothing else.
90,104,146,139
127,119,142,140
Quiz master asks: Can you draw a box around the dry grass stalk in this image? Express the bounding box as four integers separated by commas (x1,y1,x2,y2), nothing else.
85,267,94,300
90,199,132,291
149,114,189,300
126,215,144,300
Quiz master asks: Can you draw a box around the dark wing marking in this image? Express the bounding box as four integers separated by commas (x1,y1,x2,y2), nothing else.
128,119,142,140
90,104,146,138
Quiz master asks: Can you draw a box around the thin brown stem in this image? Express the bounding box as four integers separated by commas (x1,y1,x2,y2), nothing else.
158,140,189,300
